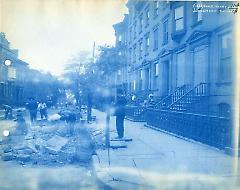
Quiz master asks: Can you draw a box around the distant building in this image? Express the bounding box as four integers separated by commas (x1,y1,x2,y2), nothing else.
112,14,129,94
0,32,29,105
113,1,234,117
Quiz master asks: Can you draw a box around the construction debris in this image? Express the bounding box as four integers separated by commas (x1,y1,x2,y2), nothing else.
0,119,96,167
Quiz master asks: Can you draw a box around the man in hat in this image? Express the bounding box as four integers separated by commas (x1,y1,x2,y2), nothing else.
114,89,127,138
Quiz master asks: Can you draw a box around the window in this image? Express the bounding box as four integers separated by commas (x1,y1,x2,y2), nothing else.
155,63,159,76
154,1,159,17
193,6,203,25
139,14,143,33
118,70,121,75
174,6,184,31
145,35,150,55
145,8,150,27
163,19,168,45
154,63,159,89
118,35,122,42
197,11,203,22
153,28,158,50
219,32,232,82
8,67,16,79
140,69,143,79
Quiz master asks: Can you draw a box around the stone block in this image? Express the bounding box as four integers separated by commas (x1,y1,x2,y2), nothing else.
1,153,16,161
3,146,13,153
16,155,31,162
44,135,68,154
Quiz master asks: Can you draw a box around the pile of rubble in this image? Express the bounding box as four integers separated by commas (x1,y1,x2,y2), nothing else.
0,119,96,167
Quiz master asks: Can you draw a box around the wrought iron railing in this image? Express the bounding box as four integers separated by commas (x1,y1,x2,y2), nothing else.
168,83,209,112
145,108,231,149
154,84,191,109
125,105,145,122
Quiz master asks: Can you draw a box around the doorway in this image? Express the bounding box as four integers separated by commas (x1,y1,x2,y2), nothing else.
162,61,170,95
193,45,208,86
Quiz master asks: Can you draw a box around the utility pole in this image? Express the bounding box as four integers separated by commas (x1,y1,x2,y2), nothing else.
105,106,110,166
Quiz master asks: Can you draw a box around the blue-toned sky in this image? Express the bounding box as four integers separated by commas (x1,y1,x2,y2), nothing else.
0,0,128,76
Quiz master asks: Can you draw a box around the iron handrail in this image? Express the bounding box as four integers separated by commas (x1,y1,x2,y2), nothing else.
167,83,208,109
154,84,190,108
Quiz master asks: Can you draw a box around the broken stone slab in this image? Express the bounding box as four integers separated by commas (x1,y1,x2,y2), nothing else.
16,148,34,155
16,154,31,163
43,135,69,155
1,153,16,161
3,145,13,153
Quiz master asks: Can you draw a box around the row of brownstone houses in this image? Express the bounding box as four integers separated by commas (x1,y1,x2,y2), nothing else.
109,1,237,150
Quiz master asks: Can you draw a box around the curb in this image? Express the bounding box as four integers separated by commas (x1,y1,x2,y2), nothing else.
92,154,115,190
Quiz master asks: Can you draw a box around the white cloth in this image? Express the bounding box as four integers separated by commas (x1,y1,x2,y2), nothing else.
48,114,61,121
38,103,47,110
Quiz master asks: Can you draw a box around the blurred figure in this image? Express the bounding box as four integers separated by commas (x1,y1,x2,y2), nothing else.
148,93,155,106
3,104,12,120
38,100,48,120
131,94,137,105
115,89,127,139
143,93,155,108
67,109,77,136
15,109,28,135
87,92,92,122
26,97,38,125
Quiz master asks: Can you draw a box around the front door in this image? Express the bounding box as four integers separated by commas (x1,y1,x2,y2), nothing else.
145,68,150,90
194,45,208,86
162,61,169,95
176,51,185,87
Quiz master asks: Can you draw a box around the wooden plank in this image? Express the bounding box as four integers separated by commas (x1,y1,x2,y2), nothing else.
110,138,133,142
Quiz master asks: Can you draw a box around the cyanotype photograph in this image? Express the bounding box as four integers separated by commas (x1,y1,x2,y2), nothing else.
0,0,239,189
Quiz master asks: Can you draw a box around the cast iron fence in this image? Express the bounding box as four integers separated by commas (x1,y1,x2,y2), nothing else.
145,108,231,150
125,105,145,122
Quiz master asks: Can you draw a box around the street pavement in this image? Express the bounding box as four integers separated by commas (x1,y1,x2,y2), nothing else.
91,109,240,190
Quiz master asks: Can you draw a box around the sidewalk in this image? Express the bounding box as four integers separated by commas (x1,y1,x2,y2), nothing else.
91,109,240,190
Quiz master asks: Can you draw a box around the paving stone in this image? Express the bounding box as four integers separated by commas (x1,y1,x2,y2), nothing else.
16,148,34,155
3,146,13,153
16,154,31,162
1,153,16,161
43,135,69,155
